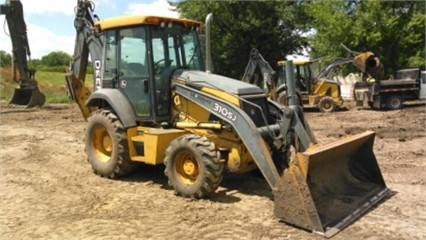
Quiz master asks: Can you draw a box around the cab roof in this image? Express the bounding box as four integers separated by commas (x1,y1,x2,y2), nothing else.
95,15,203,30
277,59,313,66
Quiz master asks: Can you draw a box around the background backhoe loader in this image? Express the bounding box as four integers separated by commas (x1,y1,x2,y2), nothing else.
0,0,45,107
243,45,383,112
66,1,389,237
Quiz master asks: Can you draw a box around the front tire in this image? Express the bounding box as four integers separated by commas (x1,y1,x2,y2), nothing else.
164,134,224,199
276,90,302,107
85,109,139,178
318,96,336,112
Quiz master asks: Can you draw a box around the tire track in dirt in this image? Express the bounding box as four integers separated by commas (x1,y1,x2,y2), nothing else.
1,102,425,239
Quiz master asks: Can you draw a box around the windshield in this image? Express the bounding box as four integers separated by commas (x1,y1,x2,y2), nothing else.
151,25,204,72
150,24,204,117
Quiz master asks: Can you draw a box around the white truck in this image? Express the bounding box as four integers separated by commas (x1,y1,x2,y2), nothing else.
354,67,426,110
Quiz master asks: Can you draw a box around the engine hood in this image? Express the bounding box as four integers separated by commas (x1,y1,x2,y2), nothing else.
172,69,265,96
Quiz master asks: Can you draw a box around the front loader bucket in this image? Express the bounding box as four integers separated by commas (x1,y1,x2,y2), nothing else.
274,131,388,238
9,88,46,107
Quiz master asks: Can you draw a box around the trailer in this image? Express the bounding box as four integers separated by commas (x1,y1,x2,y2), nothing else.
354,68,426,110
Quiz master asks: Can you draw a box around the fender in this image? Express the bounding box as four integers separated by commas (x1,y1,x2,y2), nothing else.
86,89,137,128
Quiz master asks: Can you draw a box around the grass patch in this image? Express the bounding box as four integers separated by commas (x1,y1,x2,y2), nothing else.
0,67,93,104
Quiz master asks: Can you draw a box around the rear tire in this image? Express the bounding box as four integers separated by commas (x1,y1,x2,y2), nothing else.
164,134,224,199
276,90,302,107
277,90,289,106
85,109,139,178
318,96,336,112
386,95,403,110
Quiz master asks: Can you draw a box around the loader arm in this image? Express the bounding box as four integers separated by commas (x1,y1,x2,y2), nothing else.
66,0,104,119
173,81,320,190
242,48,277,100
173,75,388,238
315,58,353,81
174,83,282,189
0,0,45,107
273,61,389,237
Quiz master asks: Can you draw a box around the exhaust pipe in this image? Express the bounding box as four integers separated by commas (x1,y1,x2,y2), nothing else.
205,13,213,74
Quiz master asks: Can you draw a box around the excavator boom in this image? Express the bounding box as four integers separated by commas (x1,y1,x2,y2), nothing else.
0,0,45,107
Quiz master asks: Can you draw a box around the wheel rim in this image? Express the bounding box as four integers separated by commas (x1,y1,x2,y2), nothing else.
92,126,113,163
323,101,331,110
390,98,400,108
320,99,334,111
175,150,199,185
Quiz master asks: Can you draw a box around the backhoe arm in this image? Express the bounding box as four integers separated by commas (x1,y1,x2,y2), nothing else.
315,58,353,80
242,48,277,100
66,0,104,119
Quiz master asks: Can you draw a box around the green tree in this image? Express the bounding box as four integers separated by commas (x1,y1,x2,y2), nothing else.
173,0,309,79
30,58,42,68
0,50,12,67
41,51,72,67
304,1,425,76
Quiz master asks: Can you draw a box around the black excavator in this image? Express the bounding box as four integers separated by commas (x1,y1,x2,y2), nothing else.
0,0,45,107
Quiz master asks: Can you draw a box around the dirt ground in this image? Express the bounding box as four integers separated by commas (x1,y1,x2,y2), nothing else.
0,100,425,240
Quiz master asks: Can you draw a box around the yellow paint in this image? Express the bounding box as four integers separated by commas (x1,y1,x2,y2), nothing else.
95,15,203,31
201,87,240,106
67,75,94,119
92,125,112,163
277,59,312,66
128,127,187,165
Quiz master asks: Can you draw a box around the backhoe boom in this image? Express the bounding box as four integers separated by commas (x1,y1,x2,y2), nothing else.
65,0,104,119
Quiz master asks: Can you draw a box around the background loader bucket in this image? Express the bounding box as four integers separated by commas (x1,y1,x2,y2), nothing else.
274,131,388,238
9,88,46,107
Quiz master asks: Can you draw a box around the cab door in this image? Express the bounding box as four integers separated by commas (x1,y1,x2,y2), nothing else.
117,27,152,118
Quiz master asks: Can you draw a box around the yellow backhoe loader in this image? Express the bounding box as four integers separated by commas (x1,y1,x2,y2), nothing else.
243,45,384,112
66,1,389,237
276,44,384,112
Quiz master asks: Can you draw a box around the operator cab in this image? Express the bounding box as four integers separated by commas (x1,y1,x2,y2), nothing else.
96,16,204,123
277,60,314,94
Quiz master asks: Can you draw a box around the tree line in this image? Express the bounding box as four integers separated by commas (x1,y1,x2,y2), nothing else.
0,50,71,72
174,0,424,79
0,50,94,73
1,1,423,80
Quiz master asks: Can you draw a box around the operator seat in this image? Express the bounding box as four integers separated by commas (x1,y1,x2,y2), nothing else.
128,62,146,76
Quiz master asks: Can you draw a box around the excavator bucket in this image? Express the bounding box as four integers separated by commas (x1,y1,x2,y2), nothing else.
274,131,388,238
9,87,46,107
352,52,384,79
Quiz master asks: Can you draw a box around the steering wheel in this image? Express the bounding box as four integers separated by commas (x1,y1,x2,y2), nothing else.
154,59,166,75
297,76,308,91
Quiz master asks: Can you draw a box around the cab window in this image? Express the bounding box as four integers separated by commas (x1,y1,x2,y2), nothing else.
120,27,148,78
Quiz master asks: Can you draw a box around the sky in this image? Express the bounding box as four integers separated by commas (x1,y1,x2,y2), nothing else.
0,0,179,59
